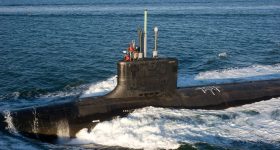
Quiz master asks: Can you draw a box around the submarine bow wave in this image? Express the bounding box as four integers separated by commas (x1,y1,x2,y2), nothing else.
70,97,280,150
65,63,280,149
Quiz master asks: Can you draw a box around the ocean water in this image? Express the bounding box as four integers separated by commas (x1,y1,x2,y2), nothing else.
0,0,280,149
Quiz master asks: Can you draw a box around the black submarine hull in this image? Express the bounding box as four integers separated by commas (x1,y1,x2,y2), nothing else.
1,58,280,142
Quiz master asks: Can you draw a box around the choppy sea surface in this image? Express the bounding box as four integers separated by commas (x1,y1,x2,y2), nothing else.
1,0,280,149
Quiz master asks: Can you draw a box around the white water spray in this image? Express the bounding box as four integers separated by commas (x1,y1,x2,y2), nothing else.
81,76,117,98
32,108,39,134
66,63,280,149
56,119,70,143
3,110,17,134
196,63,280,80
69,98,280,149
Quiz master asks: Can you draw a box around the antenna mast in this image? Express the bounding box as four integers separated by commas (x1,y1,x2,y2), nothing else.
143,9,148,58
153,26,158,58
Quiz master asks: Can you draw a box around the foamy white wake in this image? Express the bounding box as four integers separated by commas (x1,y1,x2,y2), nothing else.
66,64,280,149
80,76,117,98
196,63,280,80
179,63,280,87
69,98,280,149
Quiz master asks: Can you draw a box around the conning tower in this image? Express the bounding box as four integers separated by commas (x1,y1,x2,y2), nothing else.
106,10,178,98
106,58,178,98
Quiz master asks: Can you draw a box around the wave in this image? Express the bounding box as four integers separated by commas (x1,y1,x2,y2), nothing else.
81,63,280,98
1,63,280,149
80,76,117,98
2,63,279,109
179,63,280,87
196,63,280,80
68,97,280,149
66,63,280,149
0,84,85,110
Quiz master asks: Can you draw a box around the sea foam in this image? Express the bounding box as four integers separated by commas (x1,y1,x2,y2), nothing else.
81,75,117,98
69,98,280,149
67,63,280,149
195,63,280,80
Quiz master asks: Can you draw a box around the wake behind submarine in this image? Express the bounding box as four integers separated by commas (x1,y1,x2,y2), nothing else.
1,10,280,142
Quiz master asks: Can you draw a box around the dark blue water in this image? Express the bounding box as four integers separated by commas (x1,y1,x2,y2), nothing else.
0,0,280,149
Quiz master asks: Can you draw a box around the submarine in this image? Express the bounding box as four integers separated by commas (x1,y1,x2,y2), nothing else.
1,10,280,142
